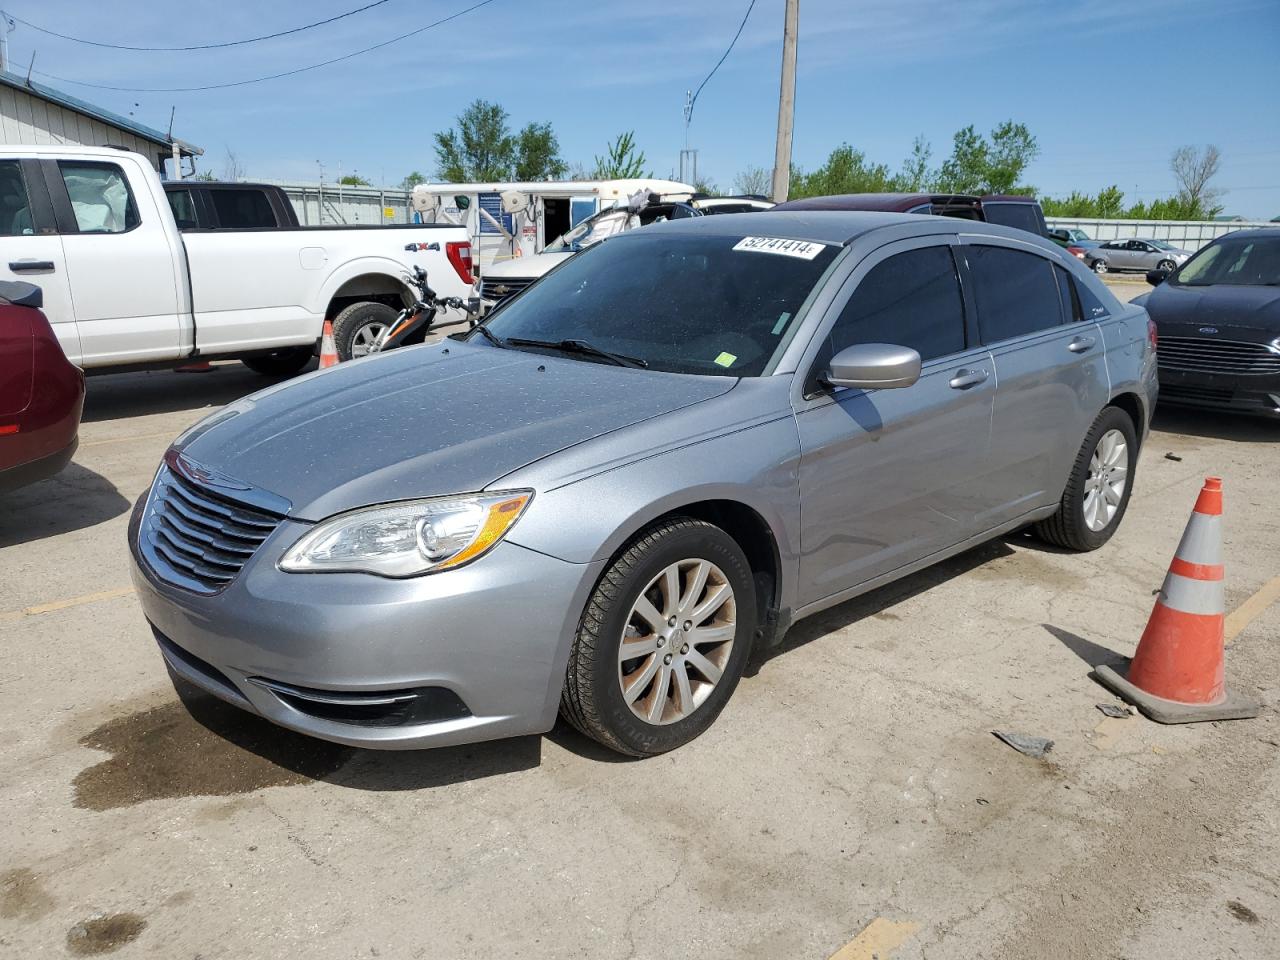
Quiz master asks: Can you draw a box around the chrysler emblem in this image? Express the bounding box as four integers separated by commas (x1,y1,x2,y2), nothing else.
1198,326,1219,335
176,453,251,491
492,284,510,296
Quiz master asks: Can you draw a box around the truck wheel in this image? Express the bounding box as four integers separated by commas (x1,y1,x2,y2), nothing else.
332,301,399,361
1033,406,1137,552
560,518,756,757
240,347,312,377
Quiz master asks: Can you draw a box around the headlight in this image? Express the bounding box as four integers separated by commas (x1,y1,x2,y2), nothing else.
279,491,532,577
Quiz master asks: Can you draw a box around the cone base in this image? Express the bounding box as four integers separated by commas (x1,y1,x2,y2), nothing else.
1093,662,1260,724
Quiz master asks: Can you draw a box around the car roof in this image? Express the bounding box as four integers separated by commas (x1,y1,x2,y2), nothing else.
630,210,1053,248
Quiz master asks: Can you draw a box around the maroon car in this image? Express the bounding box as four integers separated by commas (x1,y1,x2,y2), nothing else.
0,281,84,493
773,192,1048,237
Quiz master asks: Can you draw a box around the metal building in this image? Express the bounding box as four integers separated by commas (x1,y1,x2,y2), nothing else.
0,69,202,177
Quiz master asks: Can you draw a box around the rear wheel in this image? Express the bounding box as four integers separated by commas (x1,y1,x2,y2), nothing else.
1156,259,1176,273
240,347,312,377
560,518,756,757
331,301,399,361
1092,259,1109,274
1033,406,1138,551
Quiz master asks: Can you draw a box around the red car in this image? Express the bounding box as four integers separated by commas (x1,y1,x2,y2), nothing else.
0,281,84,493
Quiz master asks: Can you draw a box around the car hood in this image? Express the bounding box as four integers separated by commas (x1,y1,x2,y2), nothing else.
482,252,573,281
173,341,736,520
1146,282,1280,334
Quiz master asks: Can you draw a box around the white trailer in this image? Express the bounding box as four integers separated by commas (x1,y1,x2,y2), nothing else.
411,179,694,271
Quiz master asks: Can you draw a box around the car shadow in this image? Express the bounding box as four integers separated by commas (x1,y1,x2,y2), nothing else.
0,460,131,547
81,363,315,424
746,539,1016,676
1152,405,1279,443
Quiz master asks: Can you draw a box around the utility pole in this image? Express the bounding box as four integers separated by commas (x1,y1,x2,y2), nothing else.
0,10,14,74
771,0,799,203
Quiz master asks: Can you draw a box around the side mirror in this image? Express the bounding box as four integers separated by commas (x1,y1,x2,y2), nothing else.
824,343,922,390
1146,268,1169,286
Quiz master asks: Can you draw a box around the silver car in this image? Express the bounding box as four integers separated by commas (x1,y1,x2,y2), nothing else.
1087,237,1192,275
129,213,1157,757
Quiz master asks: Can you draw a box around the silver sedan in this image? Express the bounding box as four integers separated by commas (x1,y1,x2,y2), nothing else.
129,213,1157,757
1087,238,1192,274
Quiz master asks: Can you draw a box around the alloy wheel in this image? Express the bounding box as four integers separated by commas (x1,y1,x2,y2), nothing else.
1083,428,1128,532
350,322,388,358
617,559,736,726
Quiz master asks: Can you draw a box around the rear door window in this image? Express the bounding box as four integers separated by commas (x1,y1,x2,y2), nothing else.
825,245,967,364
968,245,1065,343
0,160,34,236
209,188,277,228
166,188,200,229
57,161,140,233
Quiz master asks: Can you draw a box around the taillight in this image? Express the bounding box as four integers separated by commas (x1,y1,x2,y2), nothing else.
1067,245,1086,259
446,241,474,285
1147,318,1158,351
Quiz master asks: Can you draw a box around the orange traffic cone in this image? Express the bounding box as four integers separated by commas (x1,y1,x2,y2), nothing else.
1094,477,1259,723
318,320,339,369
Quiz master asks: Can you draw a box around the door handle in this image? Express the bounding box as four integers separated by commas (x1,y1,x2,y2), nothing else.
1068,335,1096,353
8,260,56,272
948,368,989,390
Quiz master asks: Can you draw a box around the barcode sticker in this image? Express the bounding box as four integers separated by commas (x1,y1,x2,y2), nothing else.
732,236,827,259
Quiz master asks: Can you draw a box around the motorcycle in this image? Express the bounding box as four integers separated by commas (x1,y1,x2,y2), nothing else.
370,266,483,354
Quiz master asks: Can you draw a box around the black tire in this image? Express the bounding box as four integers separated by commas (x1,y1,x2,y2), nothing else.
1092,259,1109,274
240,347,312,377
560,518,757,757
1033,406,1138,551
331,301,399,362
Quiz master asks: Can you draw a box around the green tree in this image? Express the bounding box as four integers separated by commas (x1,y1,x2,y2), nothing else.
732,164,771,196
514,121,568,180
593,131,649,179
338,174,371,186
401,171,428,189
936,122,1038,195
1170,145,1224,217
896,135,934,192
192,170,217,181
433,99,516,182
790,144,895,199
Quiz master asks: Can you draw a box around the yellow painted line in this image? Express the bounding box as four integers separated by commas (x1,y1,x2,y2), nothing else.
79,430,178,449
1225,574,1280,646
0,586,135,623
829,918,919,960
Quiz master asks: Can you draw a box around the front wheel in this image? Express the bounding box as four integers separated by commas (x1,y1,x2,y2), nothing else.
1091,259,1109,274
560,518,757,757
331,301,399,361
1156,259,1176,273
1033,406,1138,551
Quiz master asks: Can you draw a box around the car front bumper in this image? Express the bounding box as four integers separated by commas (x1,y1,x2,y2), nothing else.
1157,368,1280,418
128,501,606,749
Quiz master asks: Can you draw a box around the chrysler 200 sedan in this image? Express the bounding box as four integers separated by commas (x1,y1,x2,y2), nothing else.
129,212,1157,757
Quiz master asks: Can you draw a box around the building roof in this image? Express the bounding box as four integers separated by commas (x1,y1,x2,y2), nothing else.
0,70,202,157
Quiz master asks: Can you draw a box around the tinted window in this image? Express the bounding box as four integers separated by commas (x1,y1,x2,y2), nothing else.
166,189,199,229
0,161,33,236
1173,236,1280,287
1053,265,1078,322
480,233,839,377
981,202,1043,236
825,246,966,364
1073,274,1110,320
58,161,139,233
968,245,1064,342
210,188,276,228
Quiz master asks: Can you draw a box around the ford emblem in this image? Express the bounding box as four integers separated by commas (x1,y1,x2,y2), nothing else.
1198,326,1219,335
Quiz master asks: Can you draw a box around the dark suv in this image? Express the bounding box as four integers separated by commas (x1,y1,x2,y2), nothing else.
773,193,1047,238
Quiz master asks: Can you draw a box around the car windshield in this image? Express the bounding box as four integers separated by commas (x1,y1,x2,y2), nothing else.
1149,239,1176,250
1171,235,1280,287
474,233,841,376
544,208,633,253
1069,229,1090,241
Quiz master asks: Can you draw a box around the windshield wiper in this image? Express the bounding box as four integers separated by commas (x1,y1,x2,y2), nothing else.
506,337,649,369
472,324,506,348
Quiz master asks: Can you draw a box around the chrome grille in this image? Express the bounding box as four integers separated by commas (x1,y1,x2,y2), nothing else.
480,276,535,303
1157,336,1280,376
141,461,285,594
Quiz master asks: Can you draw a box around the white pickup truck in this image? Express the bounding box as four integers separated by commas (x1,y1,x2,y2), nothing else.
0,145,473,373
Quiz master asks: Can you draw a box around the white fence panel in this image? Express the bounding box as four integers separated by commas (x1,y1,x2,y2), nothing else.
253,180,415,225
1046,217,1273,251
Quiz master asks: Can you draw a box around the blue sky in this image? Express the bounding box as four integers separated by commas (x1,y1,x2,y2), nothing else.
14,0,1280,216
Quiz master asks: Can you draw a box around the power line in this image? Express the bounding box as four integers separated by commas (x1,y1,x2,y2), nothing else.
27,0,499,92
7,1,397,51
687,0,757,121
